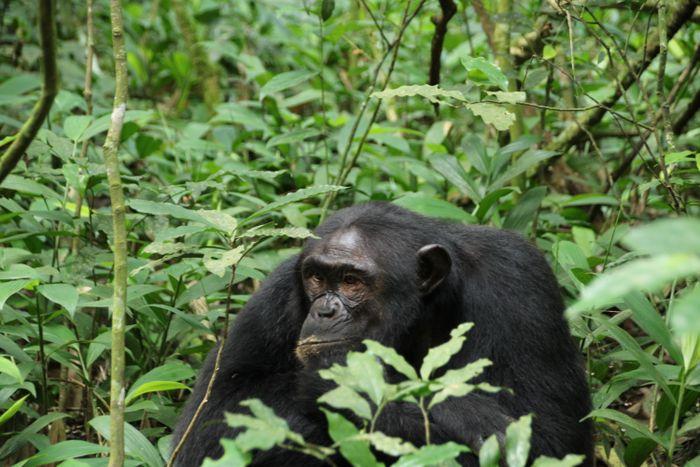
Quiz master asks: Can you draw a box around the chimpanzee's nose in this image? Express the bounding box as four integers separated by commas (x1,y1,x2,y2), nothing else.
317,295,342,318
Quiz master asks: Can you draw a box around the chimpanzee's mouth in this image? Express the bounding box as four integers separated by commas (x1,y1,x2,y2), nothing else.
296,337,354,348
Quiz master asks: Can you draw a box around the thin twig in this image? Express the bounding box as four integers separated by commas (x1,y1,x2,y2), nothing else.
0,0,57,184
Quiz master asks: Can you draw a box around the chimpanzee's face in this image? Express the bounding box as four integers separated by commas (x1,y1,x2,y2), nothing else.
295,227,452,368
295,229,381,366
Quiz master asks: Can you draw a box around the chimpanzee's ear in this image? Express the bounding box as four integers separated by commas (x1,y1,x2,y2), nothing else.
417,244,452,296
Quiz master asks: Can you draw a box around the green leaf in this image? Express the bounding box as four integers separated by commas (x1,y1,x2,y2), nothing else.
0,412,68,458
561,194,619,207
63,115,93,141
0,394,28,428
360,432,416,456
430,155,481,201
364,340,418,380
624,291,682,364
486,91,526,104
623,217,700,255
393,442,469,467
323,410,382,467
22,440,109,467
319,352,386,406
225,399,294,451
267,128,321,147
129,199,205,223
372,85,467,103
0,175,61,199
320,0,335,21
0,355,23,383
671,285,700,370
243,185,346,223
260,70,318,99
479,434,501,467
125,381,189,405
204,246,246,278
679,412,700,436
461,56,508,91
196,210,239,235
467,103,516,131
587,409,666,447
393,193,476,223
238,226,317,240
37,283,79,317
202,439,251,467
490,150,558,190
505,415,533,467
567,254,700,315
90,415,164,467
542,44,556,60
318,385,372,420
503,186,547,232
532,454,585,467
127,361,195,402
420,323,473,379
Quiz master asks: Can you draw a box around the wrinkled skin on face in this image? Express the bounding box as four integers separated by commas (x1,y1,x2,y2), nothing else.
295,229,380,366
295,228,451,368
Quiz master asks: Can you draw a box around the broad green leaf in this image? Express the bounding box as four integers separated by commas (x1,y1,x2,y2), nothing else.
532,454,585,466
202,439,251,467
238,226,316,240
393,193,476,223
267,128,321,147
125,381,189,405
542,44,556,60
467,103,515,131
90,415,164,467
129,199,205,223
561,194,619,207
590,313,675,403
196,210,238,234
260,70,318,99
587,409,666,447
486,91,526,104
567,254,700,315
461,56,508,91
430,155,481,201
23,440,109,467
679,412,700,436
505,415,532,467
360,432,415,456
623,217,700,255
37,283,79,317
0,394,28,427
243,185,346,223
364,340,418,380
204,246,245,277
0,355,23,383
372,85,466,103
323,409,382,467
0,412,68,458
503,186,547,232
420,323,473,379
393,442,469,467
670,285,700,370
63,115,93,141
490,150,558,190
318,385,372,420
429,382,475,408
319,352,386,406
127,361,195,402
624,291,682,364
143,242,188,255
320,0,335,21
479,434,501,467
0,175,61,199
225,399,295,451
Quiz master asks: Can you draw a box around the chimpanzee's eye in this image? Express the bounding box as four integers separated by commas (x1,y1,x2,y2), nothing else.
309,272,323,284
343,273,360,285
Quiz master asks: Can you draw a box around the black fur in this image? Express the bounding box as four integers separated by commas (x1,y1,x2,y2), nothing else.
172,202,592,466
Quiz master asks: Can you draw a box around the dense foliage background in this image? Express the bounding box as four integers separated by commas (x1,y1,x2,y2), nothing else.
0,0,698,465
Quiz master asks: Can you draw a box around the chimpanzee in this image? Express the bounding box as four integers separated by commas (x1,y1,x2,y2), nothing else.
172,202,592,466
